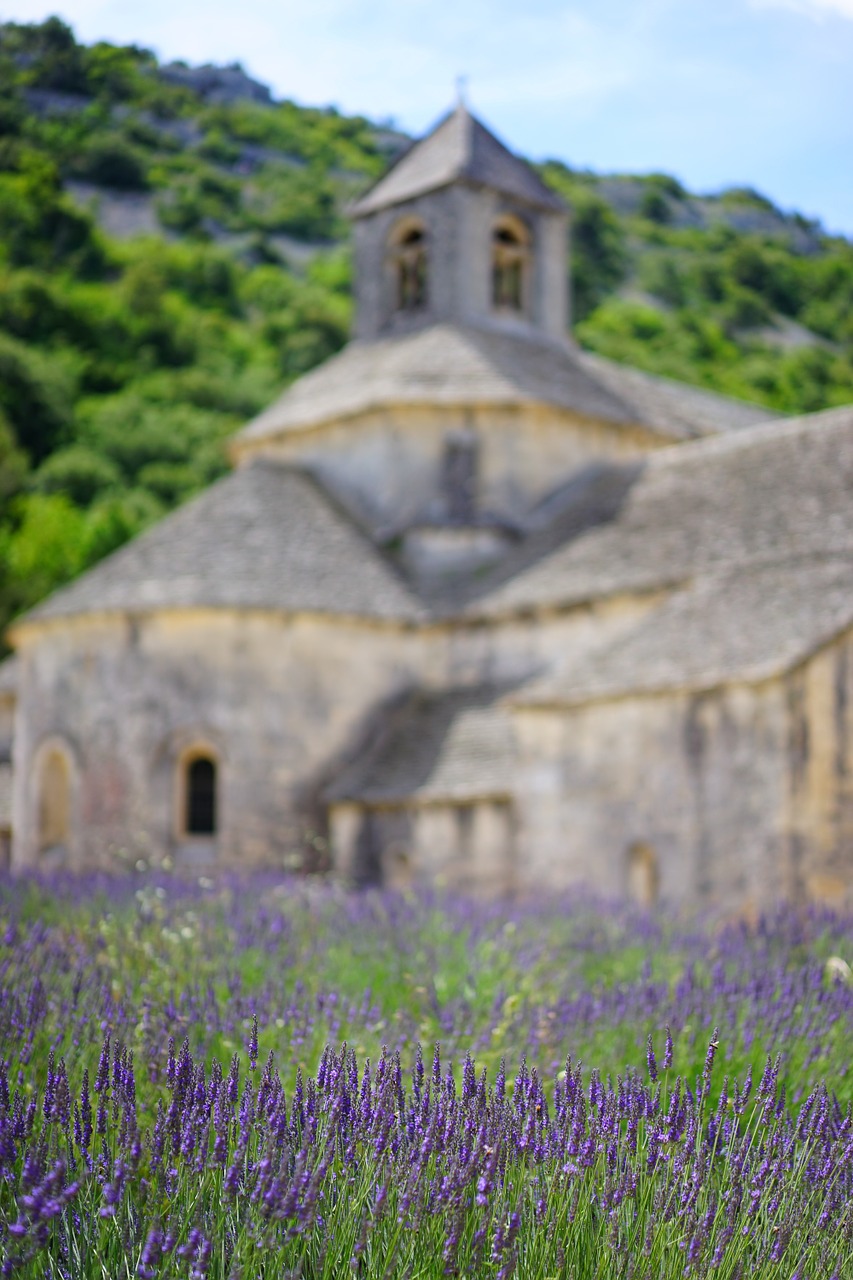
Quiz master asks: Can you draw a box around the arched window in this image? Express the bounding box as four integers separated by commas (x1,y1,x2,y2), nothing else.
627,842,659,908
390,220,428,313
184,755,217,836
492,217,529,312
37,747,71,854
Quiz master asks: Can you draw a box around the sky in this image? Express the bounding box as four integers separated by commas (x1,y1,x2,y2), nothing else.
3,0,853,235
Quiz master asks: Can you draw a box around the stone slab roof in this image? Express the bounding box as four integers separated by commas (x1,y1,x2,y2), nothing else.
236,324,775,450
467,405,853,619
575,350,778,438
516,555,853,707
16,463,424,628
17,403,851,635
326,687,515,805
350,104,566,217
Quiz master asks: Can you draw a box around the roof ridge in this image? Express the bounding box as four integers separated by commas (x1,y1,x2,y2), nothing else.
350,103,566,217
646,399,853,471
347,105,458,216
11,462,427,632
577,348,782,418
511,550,853,709
459,101,475,171
233,321,702,449
277,462,427,610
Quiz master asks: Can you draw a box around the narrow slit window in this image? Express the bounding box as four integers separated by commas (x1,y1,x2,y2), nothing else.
442,433,478,523
186,757,217,836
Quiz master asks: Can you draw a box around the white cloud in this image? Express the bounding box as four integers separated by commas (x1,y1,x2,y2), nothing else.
752,0,853,19
0,2,671,122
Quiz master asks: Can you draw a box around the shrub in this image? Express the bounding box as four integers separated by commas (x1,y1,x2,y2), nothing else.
74,136,149,190
34,444,121,505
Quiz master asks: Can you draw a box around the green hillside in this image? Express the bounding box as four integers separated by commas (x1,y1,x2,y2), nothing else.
1,17,852,650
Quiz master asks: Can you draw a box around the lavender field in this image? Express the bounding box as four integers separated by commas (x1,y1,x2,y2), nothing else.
0,874,851,1278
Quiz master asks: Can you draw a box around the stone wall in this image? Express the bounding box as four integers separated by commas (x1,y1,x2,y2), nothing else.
330,799,514,895
11,610,435,871
10,595,658,877
512,682,792,911
783,632,853,904
15,594,853,905
352,185,568,343
0,683,12,867
243,404,657,537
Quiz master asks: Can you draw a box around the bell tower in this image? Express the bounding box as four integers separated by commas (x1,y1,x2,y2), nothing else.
350,103,570,344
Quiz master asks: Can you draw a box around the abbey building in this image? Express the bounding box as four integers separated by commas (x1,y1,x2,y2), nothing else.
3,104,853,909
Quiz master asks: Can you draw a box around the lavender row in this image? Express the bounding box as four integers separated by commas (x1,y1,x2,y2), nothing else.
1,875,851,1102
1,1024,851,1279
1,874,852,1276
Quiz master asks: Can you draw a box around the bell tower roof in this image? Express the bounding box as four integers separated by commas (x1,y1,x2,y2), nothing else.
350,103,566,218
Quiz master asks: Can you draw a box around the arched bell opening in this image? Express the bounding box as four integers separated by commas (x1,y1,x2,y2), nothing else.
491,215,530,314
388,217,428,314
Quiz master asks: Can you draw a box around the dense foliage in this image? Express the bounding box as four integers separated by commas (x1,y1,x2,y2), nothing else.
0,875,851,1276
0,19,370,647
542,163,853,414
0,17,852,651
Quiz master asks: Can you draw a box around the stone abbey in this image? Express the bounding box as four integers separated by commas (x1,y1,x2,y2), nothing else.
2,104,853,909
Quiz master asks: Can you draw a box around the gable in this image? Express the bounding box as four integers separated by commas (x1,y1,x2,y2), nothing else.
350,105,565,217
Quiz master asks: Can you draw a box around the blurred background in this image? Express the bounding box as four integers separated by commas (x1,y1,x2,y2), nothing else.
0,1,851,650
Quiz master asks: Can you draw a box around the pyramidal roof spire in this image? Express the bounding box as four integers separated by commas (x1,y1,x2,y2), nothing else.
350,102,566,218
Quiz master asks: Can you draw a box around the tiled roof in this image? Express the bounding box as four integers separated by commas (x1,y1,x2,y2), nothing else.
15,372,853,710
350,105,566,216
236,324,775,450
18,403,853,647
325,686,515,804
16,463,424,627
515,555,853,706
467,405,853,619
575,350,779,437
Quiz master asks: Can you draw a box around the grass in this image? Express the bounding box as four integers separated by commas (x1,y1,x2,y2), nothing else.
0,874,851,1277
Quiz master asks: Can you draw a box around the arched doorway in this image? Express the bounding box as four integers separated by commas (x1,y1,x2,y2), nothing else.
627,842,659,908
35,744,72,858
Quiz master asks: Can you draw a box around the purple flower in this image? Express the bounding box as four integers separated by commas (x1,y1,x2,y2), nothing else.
702,1028,720,1086
663,1025,674,1070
